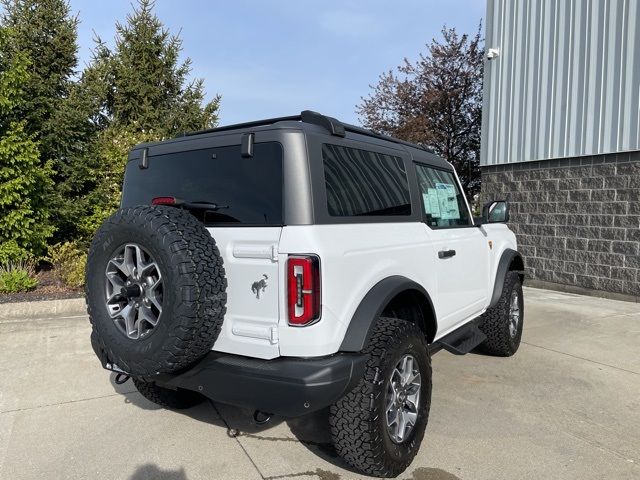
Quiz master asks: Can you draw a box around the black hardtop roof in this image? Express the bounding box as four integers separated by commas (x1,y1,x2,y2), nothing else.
129,110,449,168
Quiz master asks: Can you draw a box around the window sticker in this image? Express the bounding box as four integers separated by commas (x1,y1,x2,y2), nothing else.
435,183,460,220
423,188,441,217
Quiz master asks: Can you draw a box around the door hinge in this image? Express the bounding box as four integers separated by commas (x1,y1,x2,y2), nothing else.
270,326,279,345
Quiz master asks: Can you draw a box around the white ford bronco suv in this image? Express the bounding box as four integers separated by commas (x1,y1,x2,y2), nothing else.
86,111,524,478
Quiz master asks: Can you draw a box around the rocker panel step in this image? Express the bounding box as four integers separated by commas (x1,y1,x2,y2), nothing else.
436,323,486,355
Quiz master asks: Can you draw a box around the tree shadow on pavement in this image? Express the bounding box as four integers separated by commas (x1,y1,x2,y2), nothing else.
128,464,188,480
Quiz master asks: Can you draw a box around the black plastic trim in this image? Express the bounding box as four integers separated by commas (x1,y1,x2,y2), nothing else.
343,123,433,152
301,110,345,137
435,322,486,355
184,115,301,137
240,132,254,158
150,352,367,418
339,276,436,352
138,148,148,169
489,249,524,308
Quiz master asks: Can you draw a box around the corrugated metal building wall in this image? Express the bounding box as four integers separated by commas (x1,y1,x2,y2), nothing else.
481,0,640,166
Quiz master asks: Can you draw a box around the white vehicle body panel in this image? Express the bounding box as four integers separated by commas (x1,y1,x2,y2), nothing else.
210,226,282,359
423,225,489,334
209,221,517,360
277,223,438,357
277,222,516,358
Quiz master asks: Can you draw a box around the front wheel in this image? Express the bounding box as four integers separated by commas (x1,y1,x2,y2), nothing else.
329,317,432,478
478,271,524,356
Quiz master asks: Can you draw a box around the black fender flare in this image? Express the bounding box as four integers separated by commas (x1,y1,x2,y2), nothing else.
339,276,436,352
489,249,525,308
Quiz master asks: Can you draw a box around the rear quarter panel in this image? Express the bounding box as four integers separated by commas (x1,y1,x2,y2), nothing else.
277,223,439,357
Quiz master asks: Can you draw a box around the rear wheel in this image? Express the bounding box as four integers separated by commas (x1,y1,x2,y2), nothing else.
132,378,204,410
478,271,524,356
330,318,431,478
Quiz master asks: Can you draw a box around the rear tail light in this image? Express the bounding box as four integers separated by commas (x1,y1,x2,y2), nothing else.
287,255,320,326
152,196,179,206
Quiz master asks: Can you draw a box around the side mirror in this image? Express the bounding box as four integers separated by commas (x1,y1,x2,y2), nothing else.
477,200,510,225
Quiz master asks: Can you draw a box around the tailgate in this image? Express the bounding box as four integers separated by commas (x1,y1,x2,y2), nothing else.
209,226,282,359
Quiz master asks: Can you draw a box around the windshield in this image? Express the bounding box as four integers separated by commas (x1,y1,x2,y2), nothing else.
121,142,283,226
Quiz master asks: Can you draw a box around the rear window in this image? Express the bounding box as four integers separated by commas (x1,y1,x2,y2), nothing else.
322,144,411,217
121,142,283,226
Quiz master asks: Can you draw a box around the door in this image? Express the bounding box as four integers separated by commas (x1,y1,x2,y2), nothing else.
414,163,489,333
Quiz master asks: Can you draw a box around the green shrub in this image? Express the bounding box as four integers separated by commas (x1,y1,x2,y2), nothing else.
48,242,87,288
0,260,38,294
0,240,32,265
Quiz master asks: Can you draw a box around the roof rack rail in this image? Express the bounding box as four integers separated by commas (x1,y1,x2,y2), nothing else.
183,114,302,137
181,110,432,152
342,123,433,153
300,110,345,137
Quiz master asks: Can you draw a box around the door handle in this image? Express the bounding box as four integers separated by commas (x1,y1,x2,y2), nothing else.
438,249,456,259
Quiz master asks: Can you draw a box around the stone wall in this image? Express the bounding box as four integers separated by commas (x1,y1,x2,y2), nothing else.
481,151,640,301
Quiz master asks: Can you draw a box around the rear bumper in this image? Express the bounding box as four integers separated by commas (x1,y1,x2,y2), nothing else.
152,352,367,417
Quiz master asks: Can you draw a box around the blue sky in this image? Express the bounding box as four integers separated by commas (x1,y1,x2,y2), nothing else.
69,0,485,126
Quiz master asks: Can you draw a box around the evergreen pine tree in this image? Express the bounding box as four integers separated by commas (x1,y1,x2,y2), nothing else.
74,0,220,237
1,0,87,242
96,0,220,135
1,0,79,163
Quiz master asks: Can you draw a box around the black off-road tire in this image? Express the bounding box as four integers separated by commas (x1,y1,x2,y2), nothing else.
86,205,227,376
477,271,524,357
329,318,432,478
132,378,204,410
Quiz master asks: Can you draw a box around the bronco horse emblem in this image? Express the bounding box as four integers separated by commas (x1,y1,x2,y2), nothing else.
251,274,268,299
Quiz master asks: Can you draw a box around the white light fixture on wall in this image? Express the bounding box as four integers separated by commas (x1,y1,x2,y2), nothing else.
487,48,500,60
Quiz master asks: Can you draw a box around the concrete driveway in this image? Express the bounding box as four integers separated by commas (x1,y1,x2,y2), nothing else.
1,287,638,480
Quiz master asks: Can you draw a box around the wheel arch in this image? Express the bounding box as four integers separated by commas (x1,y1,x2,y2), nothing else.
489,248,525,309
339,276,438,352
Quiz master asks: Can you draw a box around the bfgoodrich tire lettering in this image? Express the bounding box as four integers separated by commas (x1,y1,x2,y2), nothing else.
329,317,432,478
86,205,227,376
477,271,524,356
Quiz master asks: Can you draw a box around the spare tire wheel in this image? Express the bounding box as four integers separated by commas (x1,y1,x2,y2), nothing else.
86,205,227,376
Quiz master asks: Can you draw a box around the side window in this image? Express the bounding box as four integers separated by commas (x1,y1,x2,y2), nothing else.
415,164,471,228
322,144,411,217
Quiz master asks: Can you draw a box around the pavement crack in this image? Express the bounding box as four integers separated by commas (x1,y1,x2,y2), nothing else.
210,401,266,480
0,390,137,414
521,341,640,375
233,431,336,453
561,430,640,465
0,314,87,325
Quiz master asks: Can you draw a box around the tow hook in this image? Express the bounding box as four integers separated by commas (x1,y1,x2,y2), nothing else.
114,373,131,385
253,410,273,425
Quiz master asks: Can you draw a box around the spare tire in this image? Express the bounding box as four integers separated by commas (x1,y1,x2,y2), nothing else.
86,205,227,376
